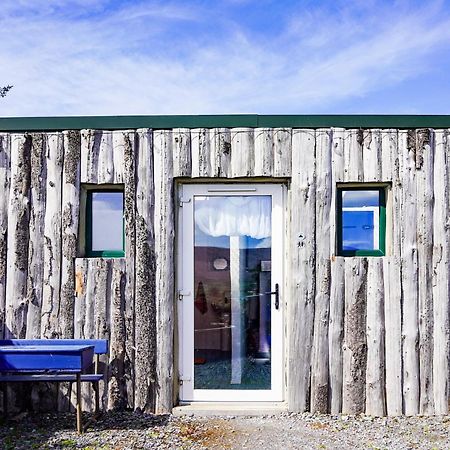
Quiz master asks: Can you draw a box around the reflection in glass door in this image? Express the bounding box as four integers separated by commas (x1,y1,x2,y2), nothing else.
179,185,284,402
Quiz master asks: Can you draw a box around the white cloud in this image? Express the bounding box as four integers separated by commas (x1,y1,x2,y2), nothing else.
1,0,450,115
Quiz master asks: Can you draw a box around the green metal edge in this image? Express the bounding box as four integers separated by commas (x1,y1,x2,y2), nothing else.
1,114,450,131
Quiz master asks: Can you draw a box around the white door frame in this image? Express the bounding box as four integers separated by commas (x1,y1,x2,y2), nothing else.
177,183,285,402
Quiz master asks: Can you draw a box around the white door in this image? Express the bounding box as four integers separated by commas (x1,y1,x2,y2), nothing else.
178,184,284,402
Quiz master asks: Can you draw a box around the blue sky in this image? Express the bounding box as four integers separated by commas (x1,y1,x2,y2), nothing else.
1,0,450,116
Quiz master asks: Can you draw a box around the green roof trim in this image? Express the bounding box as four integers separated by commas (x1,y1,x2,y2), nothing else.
0,114,450,131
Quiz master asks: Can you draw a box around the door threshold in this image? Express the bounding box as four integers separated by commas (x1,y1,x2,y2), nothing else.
173,401,287,417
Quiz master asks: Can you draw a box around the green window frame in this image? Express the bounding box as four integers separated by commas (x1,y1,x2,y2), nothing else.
86,189,125,258
336,186,386,257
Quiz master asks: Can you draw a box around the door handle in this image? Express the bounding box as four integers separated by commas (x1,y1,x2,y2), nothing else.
273,283,280,310
244,283,280,309
264,283,280,310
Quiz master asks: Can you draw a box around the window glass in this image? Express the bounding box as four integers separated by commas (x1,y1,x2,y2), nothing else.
340,189,384,254
90,191,124,253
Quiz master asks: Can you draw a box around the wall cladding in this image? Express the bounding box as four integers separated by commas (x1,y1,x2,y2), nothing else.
0,127,449,416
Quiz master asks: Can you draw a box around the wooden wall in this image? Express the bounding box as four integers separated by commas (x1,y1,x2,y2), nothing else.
0,127,449,416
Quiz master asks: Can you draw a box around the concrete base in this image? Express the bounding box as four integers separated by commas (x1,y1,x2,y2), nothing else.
172,402,288,417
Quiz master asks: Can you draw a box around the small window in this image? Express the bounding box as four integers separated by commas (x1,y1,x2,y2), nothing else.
86,190,124,257
337,186,386,256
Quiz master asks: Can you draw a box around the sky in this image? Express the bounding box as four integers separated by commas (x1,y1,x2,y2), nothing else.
1,0,450,116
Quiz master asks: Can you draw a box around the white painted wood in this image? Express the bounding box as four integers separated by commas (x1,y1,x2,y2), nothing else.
432,129,450,415
311,129,332,413
5,134,32,338
288,129,316,412
231,128,254,177
365,258,386,416
254,128,273,177
154,130,175,413
400,130,420,414
273,128,292,177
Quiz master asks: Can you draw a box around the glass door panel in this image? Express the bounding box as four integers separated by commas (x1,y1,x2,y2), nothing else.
193,195,272,390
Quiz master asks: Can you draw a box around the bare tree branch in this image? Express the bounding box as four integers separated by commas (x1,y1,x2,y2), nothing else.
0,85,13,97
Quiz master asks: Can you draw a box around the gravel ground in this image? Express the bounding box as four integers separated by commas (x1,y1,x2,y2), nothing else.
1,410,449,449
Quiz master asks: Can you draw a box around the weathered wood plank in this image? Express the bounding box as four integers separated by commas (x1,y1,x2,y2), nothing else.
41,133,64,338
60,131,81,339
123,130,137,409
153,130,175,413
212,128,232,178
273,128,292,177
330,128,345,255
74,258,94,411
365,258,386,416
416,129,435,414
383,257,403,415
112,131,125,183
0,133,11,339
172,128,191,177
328,128,346,413
191,128,212,178
432,129,450,414
74,258,88,339
26,134,46,339
381,129,396,181
135,128,157,412
311,129,332,413
363,129,382,182
80,129,101,184
329,256,345,414
230,128,254,177
97,132,114,184
94,258,111,410
5,134,32,338
288,129,316,412
401,130,420,414
254,128,273,177
342,258,368,414
108,258,127,410
344,130,364,182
